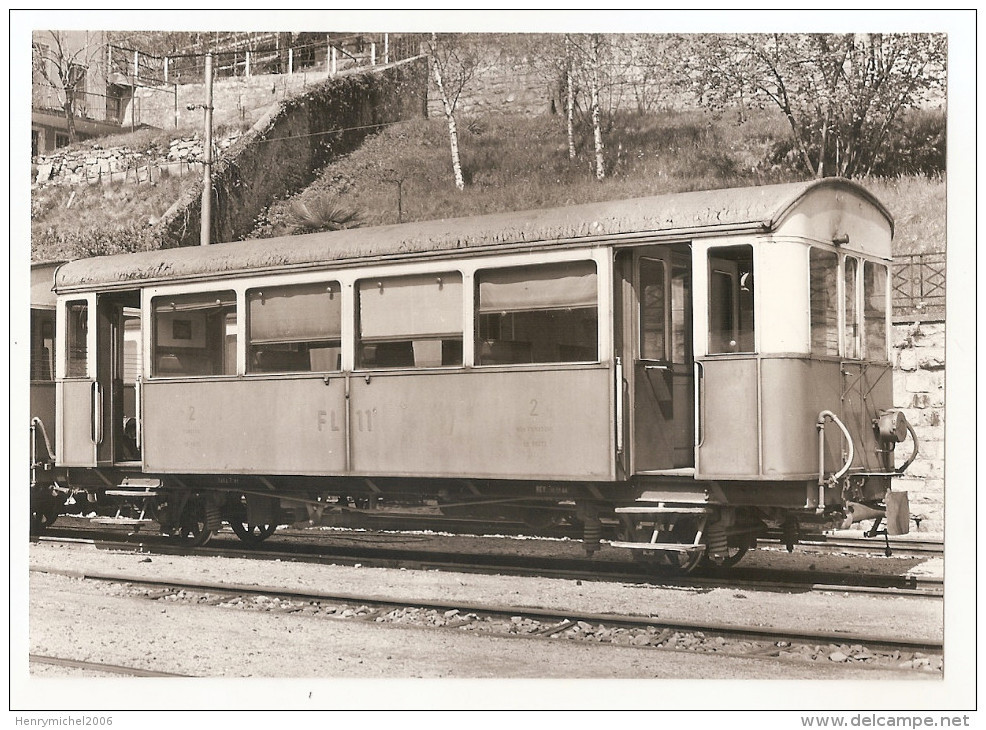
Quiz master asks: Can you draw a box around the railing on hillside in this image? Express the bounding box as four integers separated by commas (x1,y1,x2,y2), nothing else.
108,33,422,86
893,252,945,319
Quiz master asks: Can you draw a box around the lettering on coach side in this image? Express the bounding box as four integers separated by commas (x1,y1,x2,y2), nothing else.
317,410,343,432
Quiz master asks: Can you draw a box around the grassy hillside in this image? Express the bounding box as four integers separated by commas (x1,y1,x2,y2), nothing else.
249,109,946,256
32,108,945,262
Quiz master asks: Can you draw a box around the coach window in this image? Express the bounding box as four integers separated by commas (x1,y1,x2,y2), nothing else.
152,291,237,377
639,258,666,361
809,248,839,356
844,256,860,359
863,261,889,361
31,310,56,381
357,272,463,368
65,301,88,378
708,245,754,354
248,282,342,373
476,261,598,365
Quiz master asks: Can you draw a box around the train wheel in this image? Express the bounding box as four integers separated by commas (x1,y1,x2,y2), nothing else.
176,498,214,547
30,494,66,536
227,494,278,545
619,516,705,575
230,520,277,545
702,544,749,569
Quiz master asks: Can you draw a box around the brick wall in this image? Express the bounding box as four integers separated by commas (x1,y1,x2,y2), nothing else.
892,318,945,532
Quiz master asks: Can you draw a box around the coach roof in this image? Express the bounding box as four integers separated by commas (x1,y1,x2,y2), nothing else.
54,178,892,291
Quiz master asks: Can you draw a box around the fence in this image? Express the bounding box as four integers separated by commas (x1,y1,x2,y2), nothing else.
108,33,423,86
892,252,945,319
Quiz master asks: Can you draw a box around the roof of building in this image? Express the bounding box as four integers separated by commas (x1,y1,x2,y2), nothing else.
54,178,893,291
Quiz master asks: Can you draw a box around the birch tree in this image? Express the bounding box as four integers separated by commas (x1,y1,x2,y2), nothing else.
426,33,483,191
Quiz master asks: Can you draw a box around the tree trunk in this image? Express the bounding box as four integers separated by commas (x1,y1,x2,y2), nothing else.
430,44,465,191
565,36,576,160
590,38,605,181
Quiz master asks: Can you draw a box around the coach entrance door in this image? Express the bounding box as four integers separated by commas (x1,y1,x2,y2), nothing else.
620,245,694,473
95,291,142,466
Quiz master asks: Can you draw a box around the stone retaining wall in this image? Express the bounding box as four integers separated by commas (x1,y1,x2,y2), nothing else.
892,318,945,532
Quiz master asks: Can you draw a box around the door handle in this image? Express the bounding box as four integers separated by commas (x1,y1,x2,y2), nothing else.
694,362,705,448
91,381,103,445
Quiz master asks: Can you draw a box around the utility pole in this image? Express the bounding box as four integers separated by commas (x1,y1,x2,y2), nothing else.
201,53,214,245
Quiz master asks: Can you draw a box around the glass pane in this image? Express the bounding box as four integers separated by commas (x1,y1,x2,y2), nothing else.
844,257,859,358
863,262,888,360
476,262,598,365
65,301,88,378
639,258,666,361
249,282,341,344
248,282,341,374
123,314,141,383
357,272,463,369
708,245,754,354
810,248,839,355
671,261,691,363
31,310,56,381
152,291,236,377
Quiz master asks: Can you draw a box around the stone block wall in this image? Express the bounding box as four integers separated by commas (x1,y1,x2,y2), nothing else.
892,318,945,532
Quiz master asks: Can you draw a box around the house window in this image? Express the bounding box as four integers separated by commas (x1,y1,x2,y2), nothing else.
152,291,237,377
708,245,755,354
863,261,889,361
809,248,840,356
476,261,598,365
247,282,342,373
357,272,463,368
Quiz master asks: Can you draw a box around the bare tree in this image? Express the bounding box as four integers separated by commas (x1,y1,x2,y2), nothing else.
32,31,106,145
693,33,946,178
426,33,484,191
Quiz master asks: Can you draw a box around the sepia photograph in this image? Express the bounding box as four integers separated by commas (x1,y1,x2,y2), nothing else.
9,8,976,721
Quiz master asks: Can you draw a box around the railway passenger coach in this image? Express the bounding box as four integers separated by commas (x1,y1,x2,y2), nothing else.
36,178,917,572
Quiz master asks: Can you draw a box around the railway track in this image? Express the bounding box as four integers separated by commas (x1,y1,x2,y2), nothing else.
31,567,944,673
29,653,190,677
35,522,944,599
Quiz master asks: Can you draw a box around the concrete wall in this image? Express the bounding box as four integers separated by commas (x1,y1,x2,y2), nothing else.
892,318,945,532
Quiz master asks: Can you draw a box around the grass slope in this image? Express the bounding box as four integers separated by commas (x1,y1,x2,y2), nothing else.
31,109,945,262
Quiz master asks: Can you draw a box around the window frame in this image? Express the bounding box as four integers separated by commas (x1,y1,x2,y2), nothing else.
149,289,238,379
355,271,465,371
245,280,343,375
808,246,841,357
706,243,756,355
474,259,600,367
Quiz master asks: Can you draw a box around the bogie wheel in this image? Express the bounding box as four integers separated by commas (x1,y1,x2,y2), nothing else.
230,520,277,545
227,495,278,545
701,544,749,569
176,498,214,547
619,516,706,575
30,496,66,536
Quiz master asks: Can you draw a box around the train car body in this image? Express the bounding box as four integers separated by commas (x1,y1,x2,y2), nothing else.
30,262,66,531
44,179,916,568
